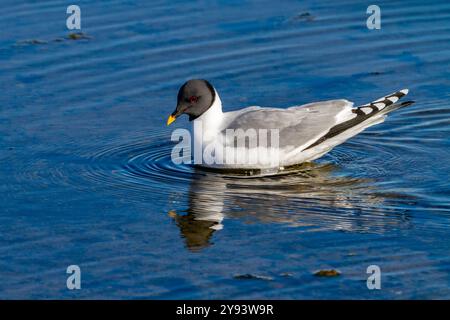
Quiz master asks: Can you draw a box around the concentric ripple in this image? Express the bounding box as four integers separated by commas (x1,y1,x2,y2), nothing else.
82,136,195,198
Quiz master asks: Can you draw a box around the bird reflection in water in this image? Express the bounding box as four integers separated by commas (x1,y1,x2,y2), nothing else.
168,162,412,251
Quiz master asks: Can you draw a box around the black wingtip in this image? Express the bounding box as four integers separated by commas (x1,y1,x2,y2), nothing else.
399,100,415,108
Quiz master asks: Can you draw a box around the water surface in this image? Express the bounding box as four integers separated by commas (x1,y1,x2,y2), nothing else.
1,0,450,299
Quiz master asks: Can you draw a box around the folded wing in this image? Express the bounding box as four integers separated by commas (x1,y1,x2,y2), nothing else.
222,99,354,152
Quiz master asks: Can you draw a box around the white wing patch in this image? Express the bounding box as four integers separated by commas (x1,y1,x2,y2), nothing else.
360,107,372,114
373,103,386,109
387,96,399,103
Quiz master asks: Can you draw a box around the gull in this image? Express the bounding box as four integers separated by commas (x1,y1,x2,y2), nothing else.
167,79,412,170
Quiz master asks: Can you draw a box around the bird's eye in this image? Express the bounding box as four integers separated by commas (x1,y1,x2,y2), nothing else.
188,96,199,103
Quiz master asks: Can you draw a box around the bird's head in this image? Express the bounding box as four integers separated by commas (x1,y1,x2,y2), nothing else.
167,79,216,125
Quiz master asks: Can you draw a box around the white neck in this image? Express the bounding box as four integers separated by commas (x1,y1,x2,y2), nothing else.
192,90,223,143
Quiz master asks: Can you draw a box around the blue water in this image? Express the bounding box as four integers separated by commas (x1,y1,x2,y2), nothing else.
1,0,450,299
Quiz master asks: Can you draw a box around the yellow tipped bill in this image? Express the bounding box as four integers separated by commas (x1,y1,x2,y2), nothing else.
167,115,176,126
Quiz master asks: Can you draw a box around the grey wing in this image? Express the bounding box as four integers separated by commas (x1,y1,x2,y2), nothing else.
222,99,353,151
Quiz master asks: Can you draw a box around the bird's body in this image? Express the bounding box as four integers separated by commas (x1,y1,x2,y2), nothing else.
168,80,412,170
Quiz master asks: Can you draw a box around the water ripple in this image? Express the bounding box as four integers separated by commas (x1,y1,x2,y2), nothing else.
82,138,194,196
